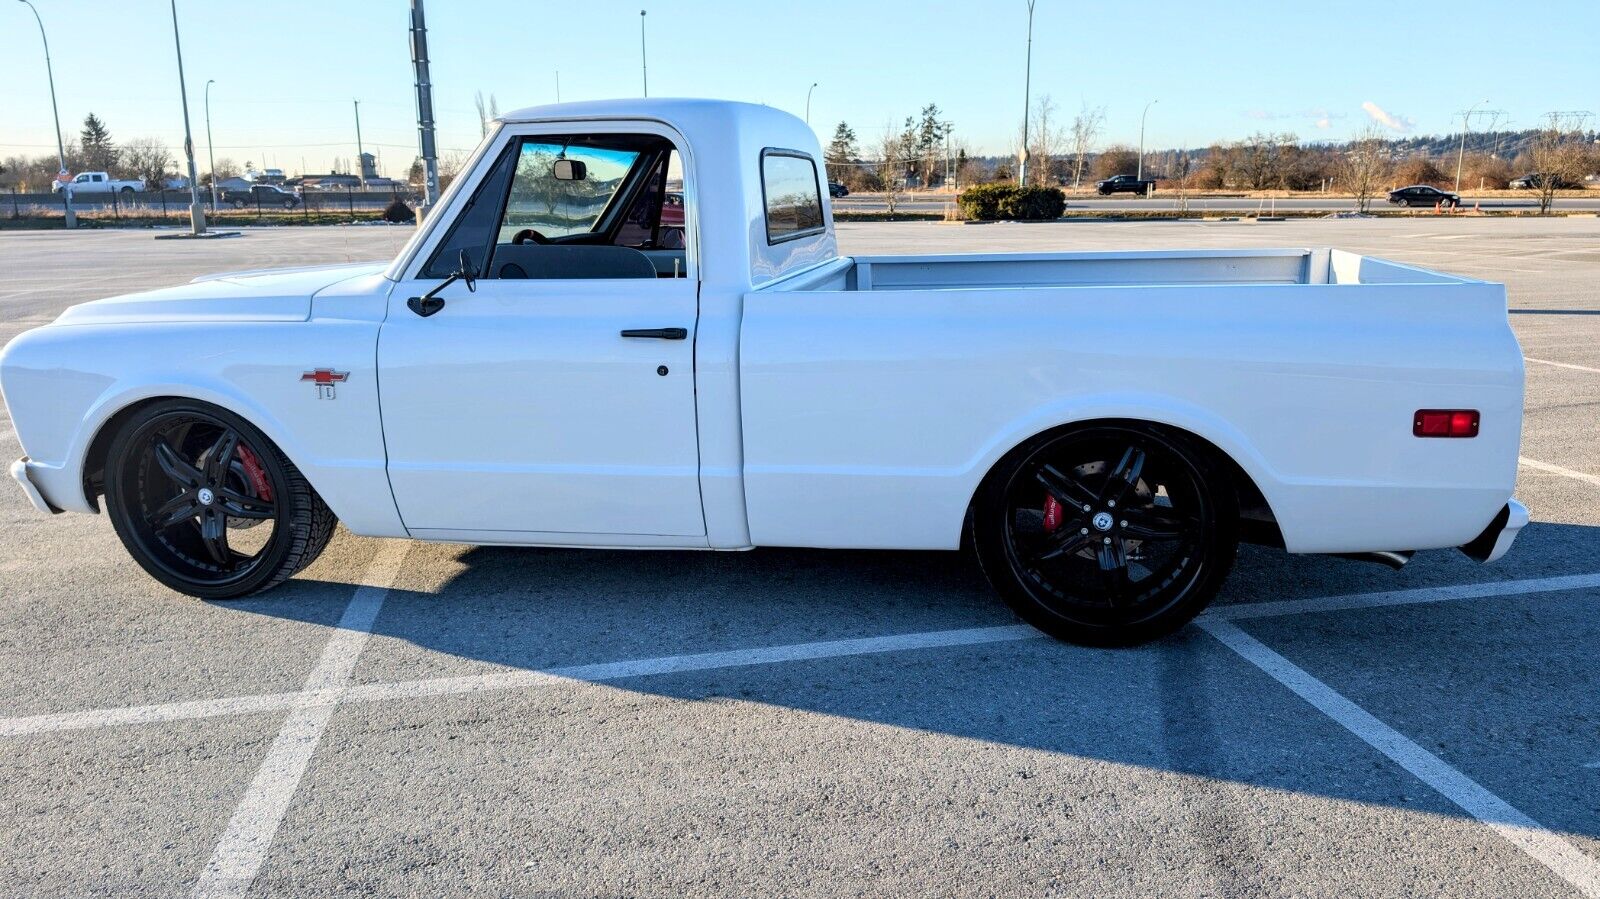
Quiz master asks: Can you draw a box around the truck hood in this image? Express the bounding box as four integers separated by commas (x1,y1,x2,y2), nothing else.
52,262,388,326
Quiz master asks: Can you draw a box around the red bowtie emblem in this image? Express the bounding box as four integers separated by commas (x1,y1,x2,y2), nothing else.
301,369,349,399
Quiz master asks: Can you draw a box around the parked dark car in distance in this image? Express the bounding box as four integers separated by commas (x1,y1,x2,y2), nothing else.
220,184,301,210
827,180,849,198
1387,185,1459,208
1096,174,1155,196
1509,172,1582,190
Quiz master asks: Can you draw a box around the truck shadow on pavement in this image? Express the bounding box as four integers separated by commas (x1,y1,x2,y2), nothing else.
232,520,1600,842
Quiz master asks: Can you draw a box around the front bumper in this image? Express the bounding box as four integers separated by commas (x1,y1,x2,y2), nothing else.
9,457,60,514
1459,499,1529,563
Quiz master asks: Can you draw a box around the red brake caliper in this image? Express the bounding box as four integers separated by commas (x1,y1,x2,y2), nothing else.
1042,494,1063,532
236,443,273,502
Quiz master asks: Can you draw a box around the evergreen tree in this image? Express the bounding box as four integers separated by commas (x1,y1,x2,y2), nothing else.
825,122,858,184
79,113,118,172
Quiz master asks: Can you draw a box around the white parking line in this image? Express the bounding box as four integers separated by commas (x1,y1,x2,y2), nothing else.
1521,456,1600,489
1207,572,1600,621
1201,617,1600,898
4,573,1597,740
192,541,410,899
1527,357,1600,375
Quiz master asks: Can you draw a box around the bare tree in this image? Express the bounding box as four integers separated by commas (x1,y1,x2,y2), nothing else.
1338,126,1390,213
1028,95,1060,186
875,125,906,217
474,91,500,139
122,138,174,189
1068,102,1105,190
1527,112,1591,214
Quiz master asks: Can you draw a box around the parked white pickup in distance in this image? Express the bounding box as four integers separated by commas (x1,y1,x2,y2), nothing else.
52,171,144,194
1,98,1528,646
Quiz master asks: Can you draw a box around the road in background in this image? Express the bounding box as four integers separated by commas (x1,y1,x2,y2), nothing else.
834,191,1600,214
1,220,1598,896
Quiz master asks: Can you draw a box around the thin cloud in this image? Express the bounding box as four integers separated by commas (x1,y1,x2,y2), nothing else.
1362,101,1415,133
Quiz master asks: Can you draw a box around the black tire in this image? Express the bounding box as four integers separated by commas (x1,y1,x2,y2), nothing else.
232,199,247,209
120,186,135,195
103,399,336,599
970,423,1238,646
283,199,297,209
1397,198,1410,207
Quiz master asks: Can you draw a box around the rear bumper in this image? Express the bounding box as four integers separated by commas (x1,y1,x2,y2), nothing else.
1459,499,1529,563
9,457,60,514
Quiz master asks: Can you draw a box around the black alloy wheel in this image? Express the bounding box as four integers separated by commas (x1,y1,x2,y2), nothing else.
971,424,1238,646
104,400,335,598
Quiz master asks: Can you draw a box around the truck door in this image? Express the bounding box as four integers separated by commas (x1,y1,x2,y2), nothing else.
379,127,705,540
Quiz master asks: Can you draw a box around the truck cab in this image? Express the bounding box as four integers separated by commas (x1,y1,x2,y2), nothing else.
381,99,835,544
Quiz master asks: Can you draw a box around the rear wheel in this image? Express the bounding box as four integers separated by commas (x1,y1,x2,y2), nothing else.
1397,198,1410,207
971,424,1238,646
104,400,336,599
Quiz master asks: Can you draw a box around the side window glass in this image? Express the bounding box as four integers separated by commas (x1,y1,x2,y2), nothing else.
762,152,824,243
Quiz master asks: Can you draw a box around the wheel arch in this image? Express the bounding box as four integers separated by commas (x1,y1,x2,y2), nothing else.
964,414,1284,550
80,389,318,517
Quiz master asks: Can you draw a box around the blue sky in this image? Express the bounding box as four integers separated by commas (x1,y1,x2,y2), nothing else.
5,0,1597,176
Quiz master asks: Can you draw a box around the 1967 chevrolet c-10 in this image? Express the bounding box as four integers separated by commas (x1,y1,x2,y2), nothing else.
1,99,1528,646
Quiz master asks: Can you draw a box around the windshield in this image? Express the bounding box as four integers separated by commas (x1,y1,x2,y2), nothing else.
498,143,641,243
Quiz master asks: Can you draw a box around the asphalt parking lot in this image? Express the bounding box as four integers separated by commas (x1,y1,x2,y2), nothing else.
1,218,1597,897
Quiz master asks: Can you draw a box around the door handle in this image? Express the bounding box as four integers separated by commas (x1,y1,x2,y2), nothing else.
619,327,688,340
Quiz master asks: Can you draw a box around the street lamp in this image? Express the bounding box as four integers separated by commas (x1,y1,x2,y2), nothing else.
805,82,818,125
1018,0,1036,186
639,10,648,97
1455,98,1488,194
1137,99,1158,182
204,79,218,210
168,0,206,234
18,0,74,228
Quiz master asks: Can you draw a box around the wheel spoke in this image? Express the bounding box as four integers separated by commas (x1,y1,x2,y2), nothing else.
152,440,202,488
1097,539,1130,605
218,487,275,520
1103,446,1146,505
199,509,232,566
203,429,240,483
1036,464,1099,511
1027,528,1092,565
1121,505,1195,541
147,491,199,530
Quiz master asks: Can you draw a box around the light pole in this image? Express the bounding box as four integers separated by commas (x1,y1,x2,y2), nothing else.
805,82,818,125
19,0,74,228
1455,98,1487,194
353,99,366,188
639,10,648,97
555,69,561,102
168,0,206,234
204,79,218,210
1137,99,1158,182
1018,0,1036,185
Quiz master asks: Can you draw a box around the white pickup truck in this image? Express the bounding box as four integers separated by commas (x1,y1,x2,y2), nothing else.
52,171,145,194
1,99,1527,645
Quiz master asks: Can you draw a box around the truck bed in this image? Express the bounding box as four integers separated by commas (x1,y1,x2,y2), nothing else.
740,247,1521,556
768,248,1471,292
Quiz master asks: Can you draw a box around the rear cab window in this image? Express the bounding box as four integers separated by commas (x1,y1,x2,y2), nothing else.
761,150,824,244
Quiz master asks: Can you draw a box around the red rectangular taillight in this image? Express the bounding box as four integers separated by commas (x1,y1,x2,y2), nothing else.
1414,409,1479,438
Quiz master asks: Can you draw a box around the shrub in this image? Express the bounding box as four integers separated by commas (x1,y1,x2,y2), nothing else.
957,183,1065,221
382,198,416,223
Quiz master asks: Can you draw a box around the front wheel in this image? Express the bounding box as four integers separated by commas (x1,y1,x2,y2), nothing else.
104,400,336,598
971,424,1238,646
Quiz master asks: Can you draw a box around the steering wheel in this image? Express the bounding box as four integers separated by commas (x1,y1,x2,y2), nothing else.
511,228,550,245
